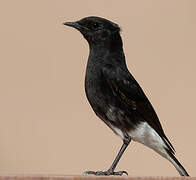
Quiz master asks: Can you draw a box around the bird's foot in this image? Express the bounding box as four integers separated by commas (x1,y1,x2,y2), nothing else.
84,170,128,176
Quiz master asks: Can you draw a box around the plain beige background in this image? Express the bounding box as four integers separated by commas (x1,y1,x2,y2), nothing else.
0,0,195,177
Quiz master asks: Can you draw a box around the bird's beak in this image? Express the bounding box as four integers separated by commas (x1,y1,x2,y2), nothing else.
63,21,89,31
63,21,82,30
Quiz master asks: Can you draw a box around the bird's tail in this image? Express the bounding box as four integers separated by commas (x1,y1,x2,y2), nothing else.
166,149,189,176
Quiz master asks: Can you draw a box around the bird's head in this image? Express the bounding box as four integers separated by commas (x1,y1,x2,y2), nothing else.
63,16,121,46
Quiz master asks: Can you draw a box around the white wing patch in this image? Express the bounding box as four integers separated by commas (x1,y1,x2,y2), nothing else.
128,122,169,158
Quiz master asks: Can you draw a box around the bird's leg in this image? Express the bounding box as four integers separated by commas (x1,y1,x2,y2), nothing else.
84,137,131,176
107,138,131,175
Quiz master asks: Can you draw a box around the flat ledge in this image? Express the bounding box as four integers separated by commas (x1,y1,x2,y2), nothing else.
0,175,194,180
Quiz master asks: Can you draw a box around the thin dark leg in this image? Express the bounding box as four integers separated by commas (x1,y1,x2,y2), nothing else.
107,139,131,174
84,138,131,176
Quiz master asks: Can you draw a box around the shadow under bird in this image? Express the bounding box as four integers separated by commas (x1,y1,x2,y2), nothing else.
63,16,189,176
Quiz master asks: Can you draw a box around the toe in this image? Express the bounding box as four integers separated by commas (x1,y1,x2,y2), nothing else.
95,171,105,175
113,171,128,176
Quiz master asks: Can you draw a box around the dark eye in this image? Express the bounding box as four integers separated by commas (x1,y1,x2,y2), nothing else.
91,22,99,30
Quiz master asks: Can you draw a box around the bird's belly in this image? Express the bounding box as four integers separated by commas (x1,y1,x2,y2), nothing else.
85,83,127,138
105,104,134,140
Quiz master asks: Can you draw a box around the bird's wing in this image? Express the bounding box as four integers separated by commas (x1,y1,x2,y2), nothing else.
102,64,175,153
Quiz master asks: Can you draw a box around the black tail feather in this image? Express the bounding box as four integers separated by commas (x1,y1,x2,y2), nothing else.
166,149,189,176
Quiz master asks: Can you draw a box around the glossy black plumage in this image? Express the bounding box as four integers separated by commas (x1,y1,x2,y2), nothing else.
63,16,189,176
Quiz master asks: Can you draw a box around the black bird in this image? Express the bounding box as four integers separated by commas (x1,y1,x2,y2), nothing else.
63,16,189,176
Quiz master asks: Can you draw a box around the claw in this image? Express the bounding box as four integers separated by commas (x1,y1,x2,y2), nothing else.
83,171,96,175
113,170,128,176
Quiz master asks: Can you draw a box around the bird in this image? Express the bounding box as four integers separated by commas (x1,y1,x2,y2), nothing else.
63,16,189,176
